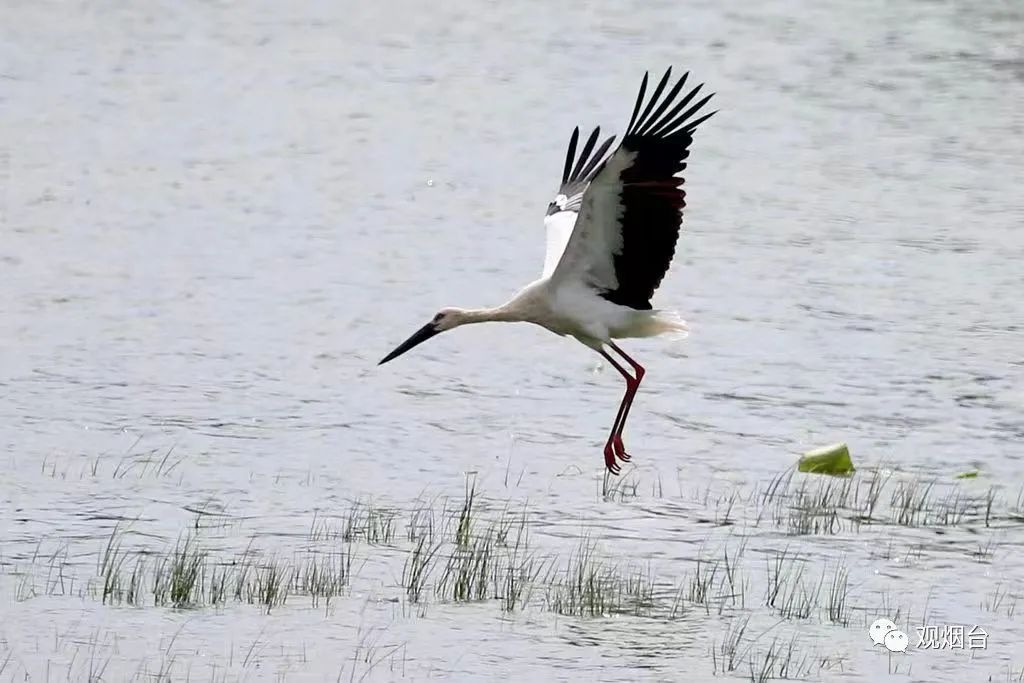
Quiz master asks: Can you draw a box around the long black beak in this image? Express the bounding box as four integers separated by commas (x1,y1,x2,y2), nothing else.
379,322,440,365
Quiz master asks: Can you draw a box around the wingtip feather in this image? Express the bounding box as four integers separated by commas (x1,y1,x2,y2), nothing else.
561,127,580,185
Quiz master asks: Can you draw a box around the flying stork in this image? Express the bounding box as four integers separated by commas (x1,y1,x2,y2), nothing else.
379,67,716,475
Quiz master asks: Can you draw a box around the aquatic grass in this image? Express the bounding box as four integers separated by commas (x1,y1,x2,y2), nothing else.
98,526,130,605
248,556,291,611
493,509,543,612
438,507,542,606
341,502,398,545
297,547,353,608
45,545,76,598
713,617,815,682
765,548,791,609
747,633,814,682
687,557,720,609
890,478,936,526
973,535,1000,563
497,549,545,613
437,526,495,602
982,582,1019,618
1004,664,1024,683
343,626,409,683
543,534,658,618
232,543,257,603
90,529,356,611
764,549,821,620
406,499,437,544
755,466,1001,533
601,469,640,502
711,615,751,674
717,537,748,611
715,490,739,527
455,475,477,547
402,536,442,604
27,472,1024,652
670,582,687,619
826,562,850,625
619,564,656,616
548,535,620,617
786,478,846,535
152,534,206,608
113,444,186,481
38,440,188,483
859,467,890,521
206,560,230,606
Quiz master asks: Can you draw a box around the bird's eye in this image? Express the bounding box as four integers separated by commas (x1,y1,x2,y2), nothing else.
433,313,444,323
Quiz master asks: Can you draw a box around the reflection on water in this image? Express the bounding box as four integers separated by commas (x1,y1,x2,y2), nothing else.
2,0,1022,680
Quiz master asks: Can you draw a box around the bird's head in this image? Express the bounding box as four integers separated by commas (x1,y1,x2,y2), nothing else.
378,308,468,365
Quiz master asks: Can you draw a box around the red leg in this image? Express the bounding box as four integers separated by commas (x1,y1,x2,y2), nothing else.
608,342,645,461
598,348,640,474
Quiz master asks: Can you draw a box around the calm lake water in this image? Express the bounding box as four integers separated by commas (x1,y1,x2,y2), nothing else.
2,0,1023,681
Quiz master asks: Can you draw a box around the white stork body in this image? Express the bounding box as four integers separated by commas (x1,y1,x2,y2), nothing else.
478,279,687,348
380,67,716,474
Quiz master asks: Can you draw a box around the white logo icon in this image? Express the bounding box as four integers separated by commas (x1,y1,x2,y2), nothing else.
884,629,909,653
869,618,898,646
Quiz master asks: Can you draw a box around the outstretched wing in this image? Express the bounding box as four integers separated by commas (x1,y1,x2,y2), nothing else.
549,67,716,309
541,127,617,278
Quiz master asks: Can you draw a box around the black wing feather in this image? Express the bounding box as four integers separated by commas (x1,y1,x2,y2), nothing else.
551,125,617,215
570,127,601,181
624,72,649,133
561,127,580,185
599,67,716,310
637,72,689,136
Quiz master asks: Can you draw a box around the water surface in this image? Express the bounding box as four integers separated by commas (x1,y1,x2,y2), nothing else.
2,0,1023,680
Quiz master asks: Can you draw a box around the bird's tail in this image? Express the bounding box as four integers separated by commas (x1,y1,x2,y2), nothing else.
636,310,689,340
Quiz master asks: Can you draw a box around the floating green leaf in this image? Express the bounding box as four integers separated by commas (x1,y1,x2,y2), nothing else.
955,471,979,479
798,442,855,476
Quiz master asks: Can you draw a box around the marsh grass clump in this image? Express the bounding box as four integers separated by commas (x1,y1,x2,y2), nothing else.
40,440,188,483
339,502,398,545
890,478,936,526
437,526,495,602
747,633,814,682
712,618,815,682
618,565,656,616
496,529,544,613
886,478,993,528
436,505,544,609
297,547,352,607
687,557,720,608
711,615,751,674
94,527,350,611
206,560,230,606
152,534,206,608
455,476,477,547
365,507,398,545
248,556,292,611
98,526,129,605
826,562,850,625
715,491,739,527
601,470,640,502
548,535,622,617
407,500,437,544
402,536,442,604
69,475,1016,643
682,539,748,615
764,549,821,620
310,502,399,545
757,466,999,534
717,539,748,611
982,582,1019,618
